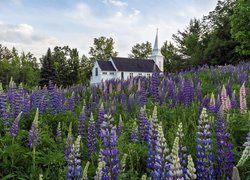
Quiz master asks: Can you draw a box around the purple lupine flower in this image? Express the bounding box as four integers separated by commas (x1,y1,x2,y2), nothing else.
65,122,73,160
209,93,216,113
97,102,105,136
130,121,139,142
117,115,124,136
151,67,160,103
215,106,234,179
22,93,31,113
137,78,147,107
28,108,39,148
153,122,170,179
88,113,97,156
215,94,221,113
138,106,149,142
182,78,194,106
147,106,159,176
14,83,24,119
230,90,238,108
196,108,214,179
100,115,119,180
67,135,82,180
78,105,86,138
0,83,9,132
10,112,22,137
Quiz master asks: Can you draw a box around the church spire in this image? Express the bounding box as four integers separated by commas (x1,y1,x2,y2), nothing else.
153,28,159,51
152,28,160,55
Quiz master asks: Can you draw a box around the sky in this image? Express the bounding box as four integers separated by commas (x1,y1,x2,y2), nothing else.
0,0,218,58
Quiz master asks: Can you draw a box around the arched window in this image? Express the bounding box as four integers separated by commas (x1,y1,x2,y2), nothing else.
121,72,124,79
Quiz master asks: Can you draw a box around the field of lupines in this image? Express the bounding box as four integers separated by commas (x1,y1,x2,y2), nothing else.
0,62,250,180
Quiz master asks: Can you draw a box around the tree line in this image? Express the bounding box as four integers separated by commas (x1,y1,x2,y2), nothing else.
0,0,249,88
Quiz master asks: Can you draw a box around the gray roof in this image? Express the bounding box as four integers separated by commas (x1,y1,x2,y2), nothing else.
97,60,116,71
112,57,161,72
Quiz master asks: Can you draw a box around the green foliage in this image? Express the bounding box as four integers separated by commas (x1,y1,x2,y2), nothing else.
0,45,39,89
230,0,250,56
89,36,118,61
129,41,152,59
39,48,57,87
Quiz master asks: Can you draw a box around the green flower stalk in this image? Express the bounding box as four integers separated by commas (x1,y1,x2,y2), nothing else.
232,166,240,180
82,161,90,180
120,153,128,174
185,155,197,180
236,132,250,167
56,122,62,142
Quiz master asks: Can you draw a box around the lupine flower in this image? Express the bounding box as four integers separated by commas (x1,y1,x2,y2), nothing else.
209,93,216,113
196,108,214,179
138,106,148,141
28,108,39,148
221,85,231,111
82,161,90,180
10,111,22,137
14,83,24,119
97,102,105,136
169,136,183,179
232,166,240,180
147,106,159,174
130,121,139,142
120,153,128,174
176,122,187,179
182,79,194,106
88,112,97,156
117,114,124,135
215,106,234,178
65,122,73,160
151,67,160,103
0,83,9,132
100,121,119,180
236,132,250,167
95,152,105,180
215,94,221,113
78,106,86,138
153,122,170,179
240,82,247,114
185,155,196,180
231,90,238,108
56,122,62,142
66,135,82,180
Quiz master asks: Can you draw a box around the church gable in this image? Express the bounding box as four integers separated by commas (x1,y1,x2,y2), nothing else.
97,60,116,71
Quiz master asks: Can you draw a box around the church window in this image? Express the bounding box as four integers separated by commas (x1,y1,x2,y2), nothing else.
138,73,142,76
110,72,115,75
130,73,133,78
95,68,98,76
102,72,107,75
121,72,124,79
147,73,150,78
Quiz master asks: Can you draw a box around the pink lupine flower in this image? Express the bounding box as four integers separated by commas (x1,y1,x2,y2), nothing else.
240,82,247,114
221,85,228,110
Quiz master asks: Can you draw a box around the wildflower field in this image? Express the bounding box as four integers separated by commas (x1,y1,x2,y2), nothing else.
0,62,249,180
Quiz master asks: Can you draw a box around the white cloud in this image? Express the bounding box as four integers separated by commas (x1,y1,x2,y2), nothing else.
103,0,128,7
0,22,60,57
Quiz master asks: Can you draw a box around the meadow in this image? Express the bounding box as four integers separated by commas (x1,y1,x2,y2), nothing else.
0,62,249,180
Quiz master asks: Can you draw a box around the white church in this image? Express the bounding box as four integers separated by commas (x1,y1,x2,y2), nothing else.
90,31,164,85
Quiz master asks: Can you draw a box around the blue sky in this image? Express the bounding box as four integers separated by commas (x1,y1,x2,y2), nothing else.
0,0,218,58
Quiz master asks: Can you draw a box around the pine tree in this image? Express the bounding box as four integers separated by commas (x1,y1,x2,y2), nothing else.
39,48,56,87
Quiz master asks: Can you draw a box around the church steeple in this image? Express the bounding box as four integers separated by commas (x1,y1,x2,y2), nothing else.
152,28,160,56
150,29,164,72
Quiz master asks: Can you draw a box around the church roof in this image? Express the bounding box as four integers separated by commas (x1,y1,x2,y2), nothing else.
97,60,116,71
111,57,161,72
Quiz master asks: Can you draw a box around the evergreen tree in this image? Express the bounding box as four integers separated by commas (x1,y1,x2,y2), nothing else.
39,48,56,87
